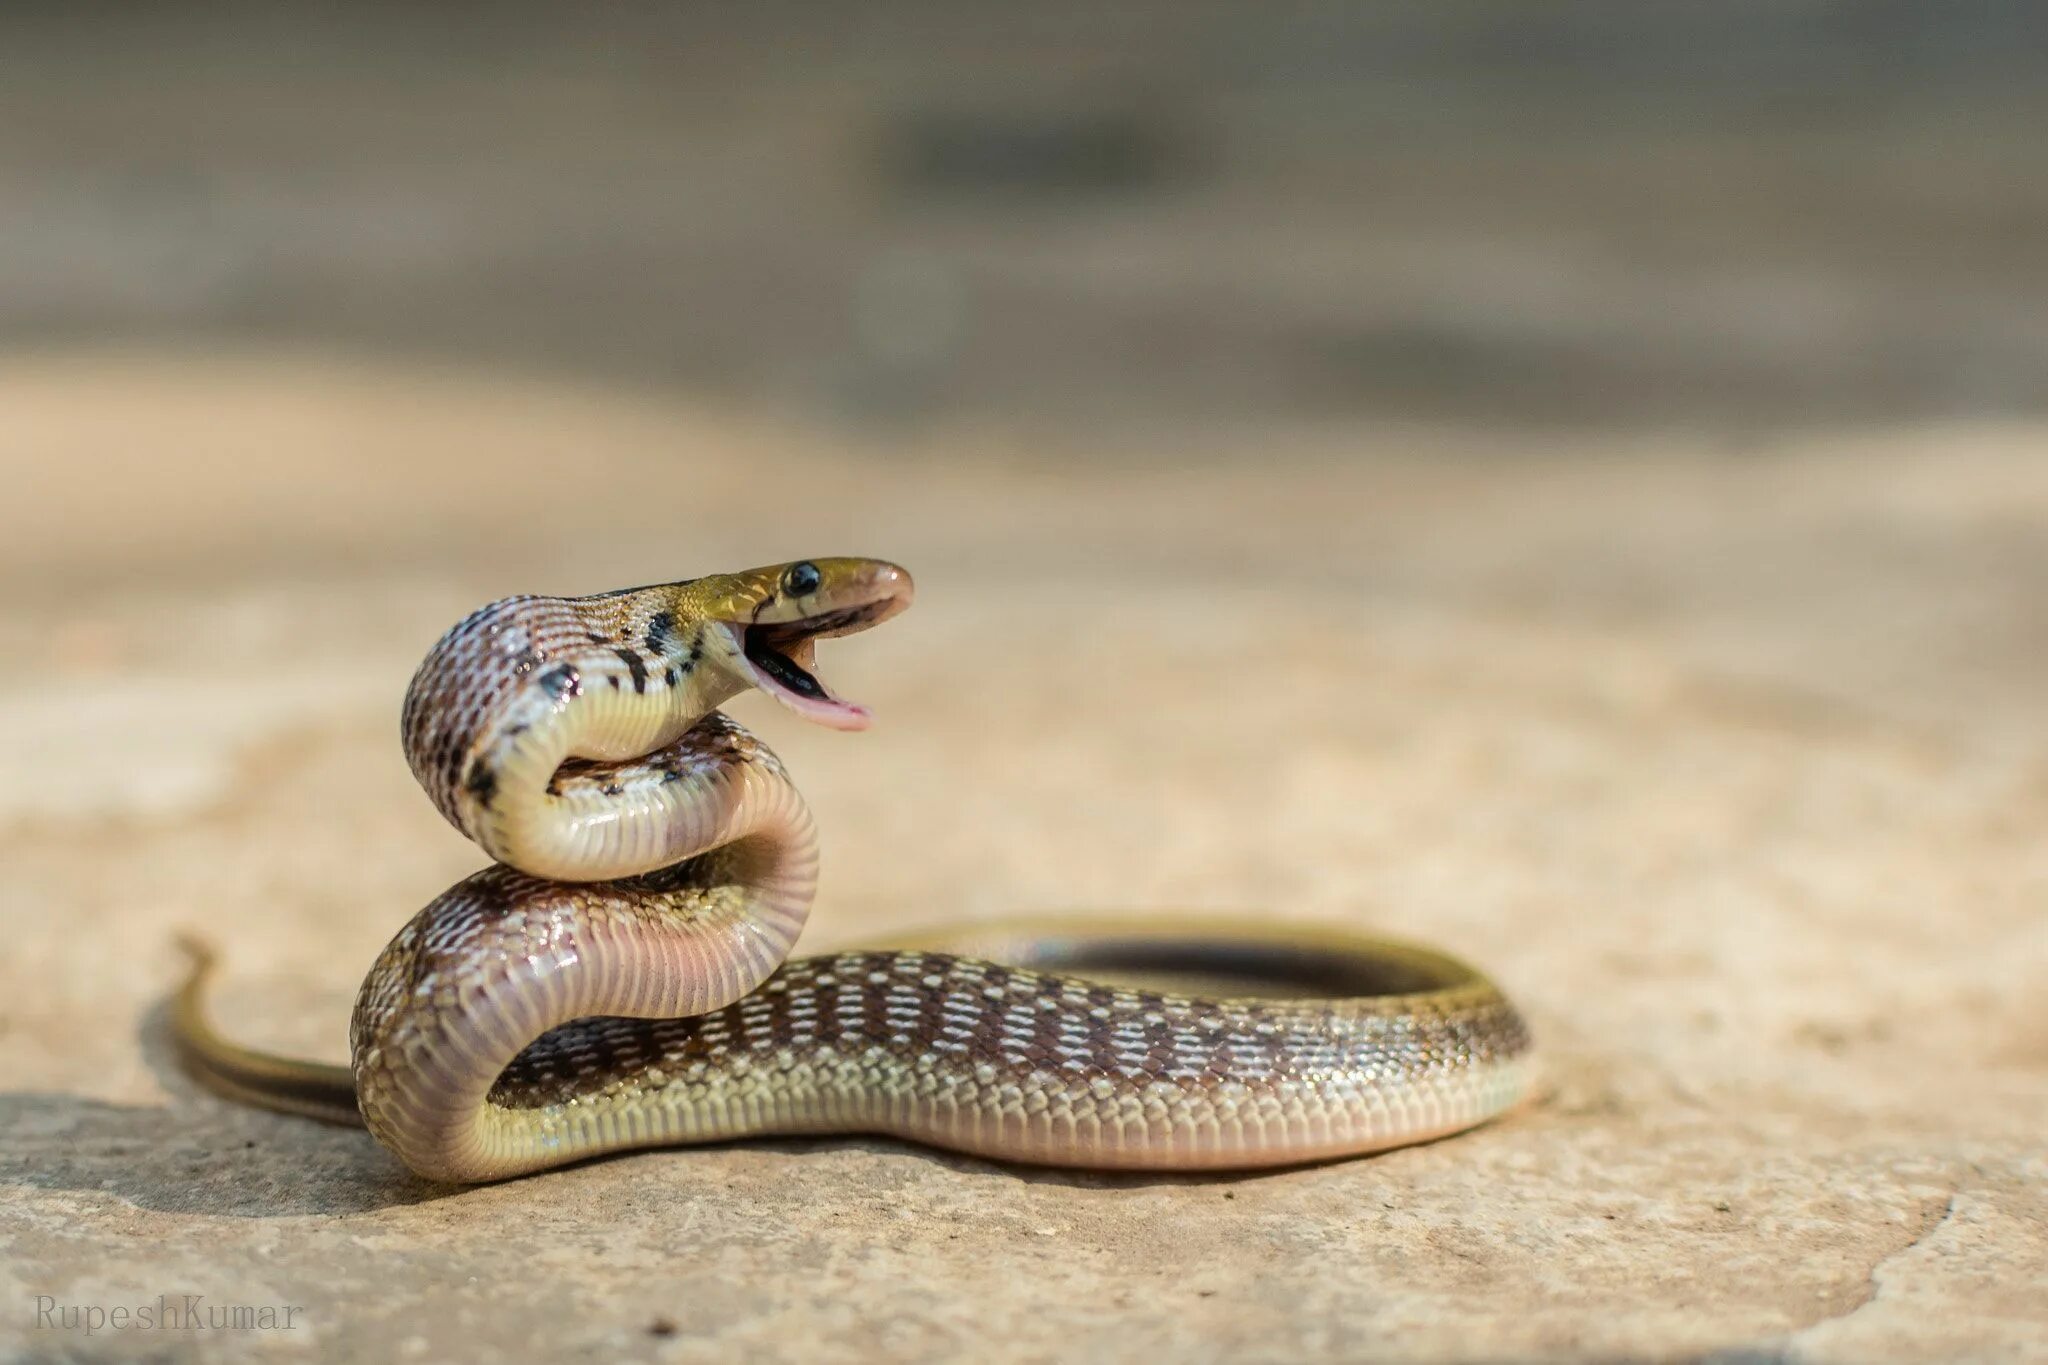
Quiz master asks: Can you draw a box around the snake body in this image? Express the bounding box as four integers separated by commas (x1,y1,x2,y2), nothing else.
174,559,1533,1183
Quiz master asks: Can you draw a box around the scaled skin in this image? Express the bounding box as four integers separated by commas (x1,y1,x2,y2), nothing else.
173,559,1534,1183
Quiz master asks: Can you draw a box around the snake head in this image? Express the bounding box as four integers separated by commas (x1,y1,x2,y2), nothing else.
696,558,914,730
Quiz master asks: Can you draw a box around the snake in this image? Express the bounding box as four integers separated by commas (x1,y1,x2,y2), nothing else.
171,558,1534,1183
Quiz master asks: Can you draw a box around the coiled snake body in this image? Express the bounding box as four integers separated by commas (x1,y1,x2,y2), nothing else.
175,559,1533,1183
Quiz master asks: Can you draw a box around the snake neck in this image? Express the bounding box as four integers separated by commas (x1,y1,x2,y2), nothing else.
403,587,757,882
349,723,818,1181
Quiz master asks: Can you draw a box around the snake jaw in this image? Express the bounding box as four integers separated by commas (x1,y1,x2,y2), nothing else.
718,561,914,731
732,624,874,730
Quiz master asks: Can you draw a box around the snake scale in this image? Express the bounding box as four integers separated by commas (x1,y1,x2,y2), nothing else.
173,558,1534,1183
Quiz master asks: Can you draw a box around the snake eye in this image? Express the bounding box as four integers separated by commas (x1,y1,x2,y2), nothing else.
781,562,822,598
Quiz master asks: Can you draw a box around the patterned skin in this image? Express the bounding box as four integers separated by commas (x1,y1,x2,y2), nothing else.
173,558,1533,1183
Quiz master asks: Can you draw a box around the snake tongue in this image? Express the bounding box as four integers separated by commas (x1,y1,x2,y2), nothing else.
740,629,872,730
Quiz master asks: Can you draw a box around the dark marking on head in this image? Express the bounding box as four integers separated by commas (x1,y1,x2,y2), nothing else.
464,759,498,808
663,666,678,687
586,632,609,645
601,781,624,797
511,651,540,678
644,610,675,655
536,664,581,702
614,648,650,694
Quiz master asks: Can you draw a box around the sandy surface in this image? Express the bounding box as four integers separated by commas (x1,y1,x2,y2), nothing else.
1,352,2044,1361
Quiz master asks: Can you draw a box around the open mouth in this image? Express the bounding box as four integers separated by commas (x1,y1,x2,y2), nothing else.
732,600,901,730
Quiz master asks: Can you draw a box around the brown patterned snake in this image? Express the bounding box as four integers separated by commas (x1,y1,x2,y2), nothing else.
172,558,1533,1183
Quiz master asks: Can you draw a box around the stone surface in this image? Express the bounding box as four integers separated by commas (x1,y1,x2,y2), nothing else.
1,353,2044,1361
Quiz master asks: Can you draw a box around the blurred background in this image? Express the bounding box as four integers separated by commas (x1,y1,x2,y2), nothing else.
5,6,2048,1357
5,0,2044,435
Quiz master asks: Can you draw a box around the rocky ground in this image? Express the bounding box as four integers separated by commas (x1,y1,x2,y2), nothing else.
1,353,2042,1361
